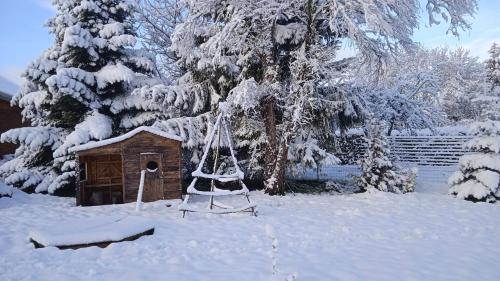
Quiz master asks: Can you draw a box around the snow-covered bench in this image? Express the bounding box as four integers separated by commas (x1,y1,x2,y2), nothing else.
29,216,154,250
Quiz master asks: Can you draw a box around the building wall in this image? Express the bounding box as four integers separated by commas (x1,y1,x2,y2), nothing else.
0,99,23,156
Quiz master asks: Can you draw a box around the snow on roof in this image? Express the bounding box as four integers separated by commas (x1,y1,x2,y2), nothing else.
70,126,182,153
0,76,19,101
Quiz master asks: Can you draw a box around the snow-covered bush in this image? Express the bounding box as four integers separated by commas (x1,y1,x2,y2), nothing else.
357,119,416,193
0,0,160,193
0,180,13,198
448,121,500,202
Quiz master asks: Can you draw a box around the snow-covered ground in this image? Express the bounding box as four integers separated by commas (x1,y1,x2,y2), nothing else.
1,186,500,281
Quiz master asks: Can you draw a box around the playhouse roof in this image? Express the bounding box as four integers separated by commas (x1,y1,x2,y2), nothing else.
70,126,182,153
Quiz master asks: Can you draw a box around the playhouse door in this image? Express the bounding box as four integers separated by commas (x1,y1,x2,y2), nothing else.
140,153,164,202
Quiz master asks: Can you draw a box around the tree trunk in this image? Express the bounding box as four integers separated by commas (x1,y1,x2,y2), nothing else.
264,136,288,195
387,116,395,136
262,97,277,179
262,97,287,195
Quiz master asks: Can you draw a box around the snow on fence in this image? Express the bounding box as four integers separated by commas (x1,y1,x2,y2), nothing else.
289,135,471,189
387,135,471,166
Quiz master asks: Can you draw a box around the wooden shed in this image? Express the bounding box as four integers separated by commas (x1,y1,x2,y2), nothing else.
70,127,182,206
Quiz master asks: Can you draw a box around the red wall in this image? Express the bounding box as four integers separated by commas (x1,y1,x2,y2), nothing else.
0,99,23,156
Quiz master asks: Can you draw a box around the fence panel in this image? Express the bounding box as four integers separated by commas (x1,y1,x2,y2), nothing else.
289,135,471,192
387,136,471,166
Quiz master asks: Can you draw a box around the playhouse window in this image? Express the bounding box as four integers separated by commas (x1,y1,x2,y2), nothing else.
146,160,159,172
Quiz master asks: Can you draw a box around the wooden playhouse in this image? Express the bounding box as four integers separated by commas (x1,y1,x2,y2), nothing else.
70,127,182,206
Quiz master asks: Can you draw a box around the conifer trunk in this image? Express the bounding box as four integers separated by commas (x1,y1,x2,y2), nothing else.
262,98,277,179
262,98,287,195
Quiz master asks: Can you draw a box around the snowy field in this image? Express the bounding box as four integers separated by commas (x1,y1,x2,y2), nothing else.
1,186,500,281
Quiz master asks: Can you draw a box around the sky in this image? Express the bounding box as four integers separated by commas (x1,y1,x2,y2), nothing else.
0,0,499,87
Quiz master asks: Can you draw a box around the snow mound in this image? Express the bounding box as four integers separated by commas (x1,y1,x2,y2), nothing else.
0,180,13,197
28,216,154,247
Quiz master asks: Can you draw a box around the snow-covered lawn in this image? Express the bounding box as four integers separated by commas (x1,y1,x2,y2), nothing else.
1,189,500,281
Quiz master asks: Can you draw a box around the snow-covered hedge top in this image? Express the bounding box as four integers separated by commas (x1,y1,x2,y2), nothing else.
70,126,182,152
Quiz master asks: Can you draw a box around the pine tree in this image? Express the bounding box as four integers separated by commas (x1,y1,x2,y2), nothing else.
357,119,415,193
0,0,159,193
477,43,500,120
486,43,500,93
448,121,500,203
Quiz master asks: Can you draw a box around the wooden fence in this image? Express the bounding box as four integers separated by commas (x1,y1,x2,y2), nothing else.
387,135,471,166
289,135,472,189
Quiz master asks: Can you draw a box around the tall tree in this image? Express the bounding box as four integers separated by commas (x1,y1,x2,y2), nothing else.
355,47,486,134
136,0,476,195
0,0,159,193
135,0,186,83
486,43,500,93
476,43,500,120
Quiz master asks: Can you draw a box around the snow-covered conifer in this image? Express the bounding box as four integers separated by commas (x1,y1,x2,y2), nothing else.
357,119,415,193
0,0,159,193
448,121,500,202
486,43,500,93
476,43,500,120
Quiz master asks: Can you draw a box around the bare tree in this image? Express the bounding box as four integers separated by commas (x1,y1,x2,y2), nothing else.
134,0,186,83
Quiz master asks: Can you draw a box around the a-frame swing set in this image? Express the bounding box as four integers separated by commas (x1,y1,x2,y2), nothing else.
178,106,257,217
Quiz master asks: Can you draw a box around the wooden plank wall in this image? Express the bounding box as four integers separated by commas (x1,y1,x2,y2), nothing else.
387,136,471,166
0,99,24,156
122,132,182,202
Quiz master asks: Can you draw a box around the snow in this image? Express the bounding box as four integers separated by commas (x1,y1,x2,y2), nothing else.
448,177,492,201
448,121,500,202
28,216,154,247
54,111,113,158
70,126,182,153
0,180,13,197
458,153,500,172
95,63,135,89
191,171,243,181
135,170,146,211
178,202,256,214
1,190,500,280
